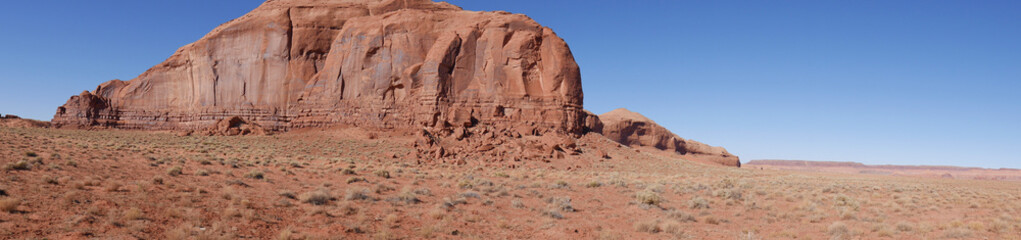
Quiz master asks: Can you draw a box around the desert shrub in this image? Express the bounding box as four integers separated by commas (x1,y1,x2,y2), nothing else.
340,168,356,175
412,188,431,196
25,152,37,157
713,188,743,201
586,181,603,188
300,189,332,205
704,216,722,225
105,182,122,192
511,199,525,208
5,160,30,171
988,219,1009,233
666,210,697,222
244,170,264,179
493,172,510,178
688,196,710,209
607,178,627,188
278,191,297,199
196,169,210,176
833,194,860,210
123,207,145,220
662,221,685,237
542,208,564,219
0,198,20,213
441,197,467,209
397,188,421,204
634,220,662,233
828,221,850,240
896,221,914,232
547,197,575,213
344,188,371,201
459,191,480,199
374,170,391,179
943,228,973,238
550,180,569,189
636,190,662,206
346,177,366,184
966,221,985,231
167,166,183,176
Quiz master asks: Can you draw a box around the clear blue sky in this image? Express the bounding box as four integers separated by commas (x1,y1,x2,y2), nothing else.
1,1,1018,168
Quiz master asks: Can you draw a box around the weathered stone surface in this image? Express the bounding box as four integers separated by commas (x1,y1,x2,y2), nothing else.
599,108,740,167
53,0,588,138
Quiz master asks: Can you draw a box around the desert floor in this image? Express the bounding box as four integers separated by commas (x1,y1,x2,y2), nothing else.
1,126,1019,239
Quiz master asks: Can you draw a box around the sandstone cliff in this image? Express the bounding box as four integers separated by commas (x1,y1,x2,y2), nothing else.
54,0,589,138
599,108,740,167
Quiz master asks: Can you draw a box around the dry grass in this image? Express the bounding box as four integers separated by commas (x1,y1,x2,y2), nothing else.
0,197,20,212
1,126,1019,239
299,189,332,205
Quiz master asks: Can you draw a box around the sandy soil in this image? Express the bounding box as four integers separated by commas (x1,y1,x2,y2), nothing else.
2,126,1020,239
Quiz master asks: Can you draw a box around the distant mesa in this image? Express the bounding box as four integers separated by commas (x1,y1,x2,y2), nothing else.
745,160,1021,181
47,0,738,166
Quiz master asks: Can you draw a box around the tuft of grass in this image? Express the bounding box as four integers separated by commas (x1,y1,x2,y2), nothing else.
105,182,122,192
548,197,575,212
5,160,30,171
0,198,21,213
244,170,264,179
667,210,697,223
636,190,662,206
511,199,525,208
123,207,145,221
373,170,391,179
828,221,850,240
688,196,710,209
634,220,662,233
299,189,332,205
943,228,973,239
397,188,421,204
346,177,366,184
340,168,356,175
586,181,603,188
344,188,371,201
167,166,183,176
896,221,914,232
278,191,297,199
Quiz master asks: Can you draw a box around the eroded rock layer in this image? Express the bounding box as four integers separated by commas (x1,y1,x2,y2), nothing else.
599,108,740,167
53,0,588,138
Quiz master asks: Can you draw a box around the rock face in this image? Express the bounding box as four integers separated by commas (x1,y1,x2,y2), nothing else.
599,108,740,167
53,0,589,138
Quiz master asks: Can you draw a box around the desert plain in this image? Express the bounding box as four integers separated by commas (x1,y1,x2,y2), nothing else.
2,124,1020,239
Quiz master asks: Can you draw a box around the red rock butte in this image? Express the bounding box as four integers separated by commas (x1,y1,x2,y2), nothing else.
51,0,737,166
54,0,588,135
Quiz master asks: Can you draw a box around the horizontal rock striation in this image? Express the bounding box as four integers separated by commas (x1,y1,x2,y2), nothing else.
53,0,589,137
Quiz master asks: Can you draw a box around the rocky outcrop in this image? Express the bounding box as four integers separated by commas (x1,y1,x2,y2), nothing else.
201,116,268,136
1,114,51,128
53,0,589,139
598,108,740,167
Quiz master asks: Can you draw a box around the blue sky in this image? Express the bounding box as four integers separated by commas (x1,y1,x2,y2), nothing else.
1,1,1018,168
